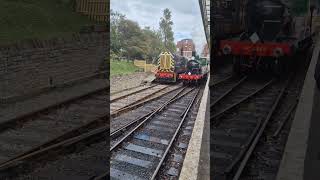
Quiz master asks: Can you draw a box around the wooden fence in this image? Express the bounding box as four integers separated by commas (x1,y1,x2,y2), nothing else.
134,60,157,73
76,0,108,22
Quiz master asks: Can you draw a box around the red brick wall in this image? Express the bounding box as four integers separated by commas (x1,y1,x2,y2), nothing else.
176,39,195,59
201,43,209,58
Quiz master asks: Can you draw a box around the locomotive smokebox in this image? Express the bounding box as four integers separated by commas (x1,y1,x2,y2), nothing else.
247,0,286,41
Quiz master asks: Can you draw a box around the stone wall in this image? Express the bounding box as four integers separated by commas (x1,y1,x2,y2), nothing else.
0,32,108,99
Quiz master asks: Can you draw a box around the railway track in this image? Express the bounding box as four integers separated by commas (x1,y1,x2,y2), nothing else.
211,75,291,180
110,86,202,180
211,64,233,86
0,125,107,179
111,85,158,102
111,85,185,136
0,88,107,172
239,53,313,179
111,84,146,96
210,76,246,106
210,46,313,179
111,84,182,117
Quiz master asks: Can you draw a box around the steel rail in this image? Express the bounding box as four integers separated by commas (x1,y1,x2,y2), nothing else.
111,85,168,105
177,87,203,117
110,87,196,151
110,87,186,138
110,84,158,102
272,99,299,137
212,75,233,87
211,76,247,108
110,85,181,117
157,88,195,112
150,88,200,180
232,77,291,180
111,84,143,96
0,87,107,132
92,172,108,180
225,117,262,174
211,79,275,123
0,125,107,171
0,113,108,167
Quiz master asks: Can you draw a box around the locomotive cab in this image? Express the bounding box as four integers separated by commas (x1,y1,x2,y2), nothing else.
187,60,202,74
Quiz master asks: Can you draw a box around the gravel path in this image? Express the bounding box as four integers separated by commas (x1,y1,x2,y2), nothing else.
110,72,154,94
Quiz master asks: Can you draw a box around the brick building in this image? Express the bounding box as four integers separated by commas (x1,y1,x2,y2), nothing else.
176,39,196,60
201,43,209,60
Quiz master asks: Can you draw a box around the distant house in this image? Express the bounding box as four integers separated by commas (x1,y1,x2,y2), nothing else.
176,39,196,60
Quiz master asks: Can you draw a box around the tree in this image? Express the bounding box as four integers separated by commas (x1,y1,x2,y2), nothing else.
118,19,144,59
159,8,176,53
141,27,163,63
110,10,125,55
110,10,165,62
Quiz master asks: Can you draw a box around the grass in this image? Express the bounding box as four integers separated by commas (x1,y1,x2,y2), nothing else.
110,60,142,77
0,0,95,44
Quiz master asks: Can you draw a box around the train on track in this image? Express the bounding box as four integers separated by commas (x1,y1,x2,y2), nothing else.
155,51,209,84
179,57,209,84
155,52,188,83
213,0,313,74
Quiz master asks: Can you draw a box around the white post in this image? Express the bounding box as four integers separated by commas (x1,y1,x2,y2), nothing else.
144,60,147,72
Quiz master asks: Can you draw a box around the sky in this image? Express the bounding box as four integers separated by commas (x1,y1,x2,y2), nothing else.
110,0,207,54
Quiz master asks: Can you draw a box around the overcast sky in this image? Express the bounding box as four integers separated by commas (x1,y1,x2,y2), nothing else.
111,0,207,54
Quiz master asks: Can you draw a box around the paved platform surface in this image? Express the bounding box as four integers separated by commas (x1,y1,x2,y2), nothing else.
304,84,320,180
179,76,210,180
0,78,108,124
196,96,210,180
277,35,320,180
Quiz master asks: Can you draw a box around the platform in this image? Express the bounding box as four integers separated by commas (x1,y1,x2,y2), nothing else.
179,76,210,180
277,34,320,180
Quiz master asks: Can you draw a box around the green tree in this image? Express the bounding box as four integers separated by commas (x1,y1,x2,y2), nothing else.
118,19,144,59
141,27,163,63
159,8,176,52
110,10,165,62
110,10,125,55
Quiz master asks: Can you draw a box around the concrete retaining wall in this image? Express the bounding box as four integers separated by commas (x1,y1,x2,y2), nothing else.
0,32,107,100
